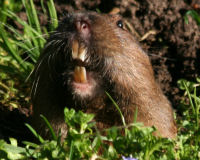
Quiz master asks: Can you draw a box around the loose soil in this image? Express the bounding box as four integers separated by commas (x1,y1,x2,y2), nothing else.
0,0,200,142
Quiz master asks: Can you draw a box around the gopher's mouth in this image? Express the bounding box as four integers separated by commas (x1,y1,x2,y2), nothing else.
72,39,87,83
71,40,97,98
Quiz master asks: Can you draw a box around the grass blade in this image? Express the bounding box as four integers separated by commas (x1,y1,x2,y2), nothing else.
47,0,58,31
25,123,44,143
0,64,18,74
22,0,42,35
105,92,126,126
40,115,57,141
69,141,74,160
4,10,46,45
0,24,28,72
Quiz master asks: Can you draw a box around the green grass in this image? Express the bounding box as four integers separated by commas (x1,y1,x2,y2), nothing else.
0,0,57,108
0,0,200,159
0,108,174,160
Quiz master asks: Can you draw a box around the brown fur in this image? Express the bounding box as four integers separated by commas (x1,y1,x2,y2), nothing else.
31,12,177,139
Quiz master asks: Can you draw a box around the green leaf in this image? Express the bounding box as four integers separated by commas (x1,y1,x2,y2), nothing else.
92,136,102,151
185,10,200,26
107,127,118,140
9,138,17,147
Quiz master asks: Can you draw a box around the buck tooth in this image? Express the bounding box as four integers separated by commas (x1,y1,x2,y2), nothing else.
78,44,86,62
72,40,79,59
80,66,87,83
74,66,87,83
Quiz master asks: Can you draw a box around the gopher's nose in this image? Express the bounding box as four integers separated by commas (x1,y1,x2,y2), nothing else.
75,20,91,39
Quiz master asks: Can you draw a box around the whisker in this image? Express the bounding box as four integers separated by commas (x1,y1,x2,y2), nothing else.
25,68,34,82
47,54,55,81
19,31,57,43
0,22,58,43
33,51,50,79
51,41,63,63
44,39,62,50
22,46,39,58
31,74,40,100
23,53,35,63
30,39,62,98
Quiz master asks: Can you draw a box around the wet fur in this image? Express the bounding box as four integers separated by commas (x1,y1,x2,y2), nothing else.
31,12,177,139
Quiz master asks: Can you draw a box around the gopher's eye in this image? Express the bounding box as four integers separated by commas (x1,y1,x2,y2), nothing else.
116,20,123,29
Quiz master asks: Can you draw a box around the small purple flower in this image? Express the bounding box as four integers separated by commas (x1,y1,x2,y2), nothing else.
122,156,138,160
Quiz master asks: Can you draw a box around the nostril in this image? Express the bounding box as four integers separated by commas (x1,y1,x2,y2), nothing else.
76,20,91,39
81,22,88,30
